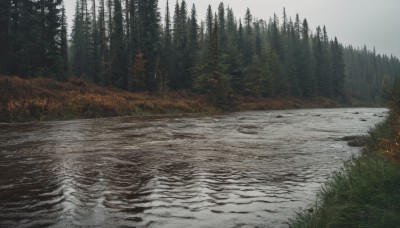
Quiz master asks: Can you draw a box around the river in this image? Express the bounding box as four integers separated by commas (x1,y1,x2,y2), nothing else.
0,108,387,228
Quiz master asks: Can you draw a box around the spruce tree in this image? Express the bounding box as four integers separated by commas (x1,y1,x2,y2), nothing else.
244,55,266,97
0,0,11,74
205,5,213,42
187,3,199,88
331,37,345,99
71,0,85,77
98,0,108,85
218,2,226,49
110,0,128,89
142,0,161,91
60,3,68,77
244,8,252,35
243,8,253,64
298,18,316,97
91,0,100,83
162,0,173,89
164,0,172,51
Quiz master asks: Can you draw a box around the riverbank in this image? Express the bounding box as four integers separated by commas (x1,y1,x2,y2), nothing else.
0,76,342,122
289,108,400,227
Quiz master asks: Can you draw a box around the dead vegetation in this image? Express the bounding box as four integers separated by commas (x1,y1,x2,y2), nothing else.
0,76,215,122
0,76,344,122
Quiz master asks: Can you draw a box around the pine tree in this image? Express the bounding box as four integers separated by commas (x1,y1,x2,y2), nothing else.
286,18,302,96
188,4,198,52
264,44,289,96
142,0,161,91
202,5,213,62
243,8,253,64
298,18,316,97
71,0,85,77
282,7,288,35
128,0,137,56
60,3,68,77
270,13,284,63
244,8,252,35
110,0,128,88
238,19,244,53
91,0,100,83
194,15,231,105
98,0,108,85
82,0,92,79
162,0,173,89
0,0,11,74
313,26,332,97
254,20,262,57
205,5,213,41
244,54,268,97
164,0,172,51
218,2,226,49
187,3,199,88
331,37,345,99
226,7,237,47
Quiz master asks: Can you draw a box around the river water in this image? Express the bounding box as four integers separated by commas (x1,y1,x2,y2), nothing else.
0,108,387,228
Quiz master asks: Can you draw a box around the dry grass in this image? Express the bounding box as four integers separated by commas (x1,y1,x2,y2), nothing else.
0,76,215,122
0,76,343,122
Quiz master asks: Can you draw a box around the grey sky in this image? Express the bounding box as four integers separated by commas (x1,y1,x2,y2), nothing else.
65,0,400,58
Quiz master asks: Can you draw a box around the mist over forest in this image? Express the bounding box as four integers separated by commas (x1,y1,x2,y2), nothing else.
1,0,400,105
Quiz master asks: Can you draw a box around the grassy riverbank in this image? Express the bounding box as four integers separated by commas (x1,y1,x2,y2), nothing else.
289,109,400,227
0,76,341,122
0,76,216,122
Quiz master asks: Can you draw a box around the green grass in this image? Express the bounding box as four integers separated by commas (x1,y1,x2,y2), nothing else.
290,119,400,228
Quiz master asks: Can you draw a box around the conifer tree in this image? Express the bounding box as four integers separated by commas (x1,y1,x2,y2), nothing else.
71,0,85,77
0,0,11,74
60,3,68,77
162,0,173,89
298,19,316,97
140,0,161,91
110,0,128,88
243,8,253,64
331,37,345,99
205,5,213,42
91,0,100,83
98,0,108,85
164,0,172,51
128,0,137,56
244,55,266,96
244,8,252,35
218,2,226,49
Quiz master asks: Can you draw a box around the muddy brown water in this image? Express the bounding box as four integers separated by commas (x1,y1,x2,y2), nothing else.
0,108,387,228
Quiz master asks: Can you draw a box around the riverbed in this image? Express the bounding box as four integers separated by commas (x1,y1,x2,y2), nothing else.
0,108,387,227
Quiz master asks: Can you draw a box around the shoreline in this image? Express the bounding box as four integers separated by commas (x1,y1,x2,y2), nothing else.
0,76,377,123
289,107,400,227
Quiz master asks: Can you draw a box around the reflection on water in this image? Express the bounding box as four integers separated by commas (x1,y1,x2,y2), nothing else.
0,108,387,227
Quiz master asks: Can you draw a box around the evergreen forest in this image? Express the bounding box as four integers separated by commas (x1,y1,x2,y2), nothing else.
1,0,400,105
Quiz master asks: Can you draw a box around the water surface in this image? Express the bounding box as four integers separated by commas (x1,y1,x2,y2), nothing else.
0,108,387,227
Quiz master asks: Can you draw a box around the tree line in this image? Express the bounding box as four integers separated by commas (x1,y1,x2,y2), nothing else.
1,0,400,104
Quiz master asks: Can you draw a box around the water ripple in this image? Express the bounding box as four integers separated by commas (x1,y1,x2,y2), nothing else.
0,108,387,227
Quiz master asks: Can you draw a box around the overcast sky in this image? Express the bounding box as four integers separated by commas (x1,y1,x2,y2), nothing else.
65,0,400,58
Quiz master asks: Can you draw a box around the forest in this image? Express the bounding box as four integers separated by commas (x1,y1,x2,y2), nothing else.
1,0,400,105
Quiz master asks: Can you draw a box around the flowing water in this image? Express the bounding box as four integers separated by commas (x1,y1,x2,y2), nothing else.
0,108,387,228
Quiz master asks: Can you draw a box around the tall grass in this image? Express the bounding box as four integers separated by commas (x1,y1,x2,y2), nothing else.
0,76,215,122
0,76,343,122
289,118,400,228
